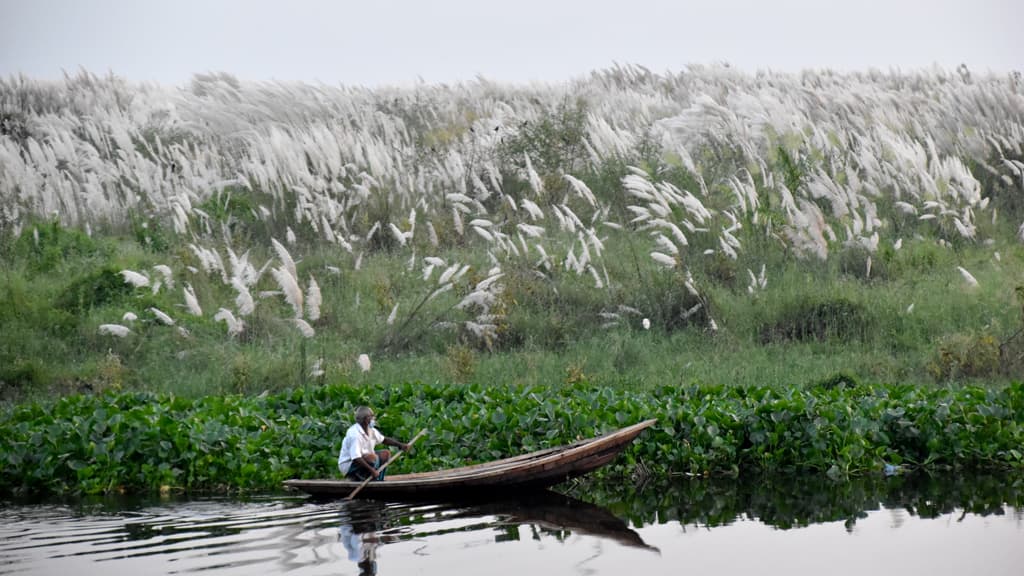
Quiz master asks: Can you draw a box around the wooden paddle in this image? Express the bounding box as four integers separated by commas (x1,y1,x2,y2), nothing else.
346,428,427,500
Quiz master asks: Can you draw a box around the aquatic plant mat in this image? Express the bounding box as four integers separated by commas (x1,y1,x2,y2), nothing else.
1,381,1021,496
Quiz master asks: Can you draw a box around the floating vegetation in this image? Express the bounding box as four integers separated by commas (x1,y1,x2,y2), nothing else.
1,381,1021,496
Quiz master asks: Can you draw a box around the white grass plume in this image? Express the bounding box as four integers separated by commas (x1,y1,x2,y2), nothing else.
957,266,979,288
308,357,324,379
149,307,175,326
183,283,203,316
654,234,679,255
438,263,461,285
98,324,131,337
271,237,298,283
152,265,174,289
389,222,408,246
121,270,150,288
306,275,322,322
271,265,303,317
293,318,315,338
428,282,454,303
232,277,255,316
214,308,245,337
650,252,677,268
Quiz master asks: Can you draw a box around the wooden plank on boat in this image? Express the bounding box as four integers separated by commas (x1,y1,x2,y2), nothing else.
283,419,656,499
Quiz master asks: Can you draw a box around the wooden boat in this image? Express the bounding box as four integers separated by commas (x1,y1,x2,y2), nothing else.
283,419,656,499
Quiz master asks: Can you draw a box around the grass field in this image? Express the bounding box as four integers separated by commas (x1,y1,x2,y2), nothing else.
1,66,1023,401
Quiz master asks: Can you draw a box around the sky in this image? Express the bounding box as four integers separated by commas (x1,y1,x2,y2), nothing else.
0,0,1021,87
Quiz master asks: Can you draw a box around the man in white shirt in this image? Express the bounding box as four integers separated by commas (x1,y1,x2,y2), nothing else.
338,406,410,481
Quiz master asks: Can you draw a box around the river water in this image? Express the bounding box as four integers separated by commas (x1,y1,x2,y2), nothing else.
1,473,1020,576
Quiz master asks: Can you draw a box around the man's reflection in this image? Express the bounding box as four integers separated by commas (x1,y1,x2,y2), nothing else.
337,500,398,576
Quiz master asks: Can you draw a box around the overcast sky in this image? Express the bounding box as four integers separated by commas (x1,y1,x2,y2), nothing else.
1,0,1020,86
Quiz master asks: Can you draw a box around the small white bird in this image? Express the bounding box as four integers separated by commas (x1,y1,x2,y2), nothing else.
642,318,651,330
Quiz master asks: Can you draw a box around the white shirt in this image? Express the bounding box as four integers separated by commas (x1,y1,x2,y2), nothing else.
338,423,385,474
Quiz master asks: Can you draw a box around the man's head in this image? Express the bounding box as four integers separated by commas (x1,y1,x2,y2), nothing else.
354,406,374,426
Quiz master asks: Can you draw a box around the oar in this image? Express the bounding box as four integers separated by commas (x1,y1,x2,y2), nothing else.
346,428,427,500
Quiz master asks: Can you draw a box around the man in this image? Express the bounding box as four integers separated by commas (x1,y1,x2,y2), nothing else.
338,406,410,481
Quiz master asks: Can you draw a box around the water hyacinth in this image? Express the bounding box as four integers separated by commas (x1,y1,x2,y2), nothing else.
2,381,1023,495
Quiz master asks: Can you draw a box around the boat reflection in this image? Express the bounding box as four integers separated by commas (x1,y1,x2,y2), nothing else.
336,490,656,574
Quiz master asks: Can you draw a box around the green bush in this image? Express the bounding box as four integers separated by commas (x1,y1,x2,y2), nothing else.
497,98,589,186
838,245,888,281
0,358,47,394
13,220,99,273
54,267,134,314
927,332,1002,382
759,297,873,343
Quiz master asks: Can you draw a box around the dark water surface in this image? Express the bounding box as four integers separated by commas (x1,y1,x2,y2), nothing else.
1,473,1021,575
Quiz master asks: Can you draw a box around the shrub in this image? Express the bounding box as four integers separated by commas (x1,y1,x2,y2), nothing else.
811,371,860,390
128,212,172,252
838,245,888,281
0,109,31,145
497,98,589,187
634,269,710,333
13,220,99,273
54,267,134,314
445,344,476,383
759,297,873,343
0,358,46,394
928,333,1001,382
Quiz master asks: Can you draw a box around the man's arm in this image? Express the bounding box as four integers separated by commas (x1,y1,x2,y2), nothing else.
383,437,410,451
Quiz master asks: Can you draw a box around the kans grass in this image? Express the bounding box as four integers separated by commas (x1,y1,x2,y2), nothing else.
1,66,1023,493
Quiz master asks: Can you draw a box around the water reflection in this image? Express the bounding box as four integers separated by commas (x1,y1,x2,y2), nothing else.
567,470,1024,531
0,472,1019,575
333,491,657,574
337,500,398,575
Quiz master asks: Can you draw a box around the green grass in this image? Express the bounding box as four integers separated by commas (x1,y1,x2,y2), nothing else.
1,218,1022,401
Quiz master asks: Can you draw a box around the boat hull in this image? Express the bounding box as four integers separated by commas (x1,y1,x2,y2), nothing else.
283,419,656,499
